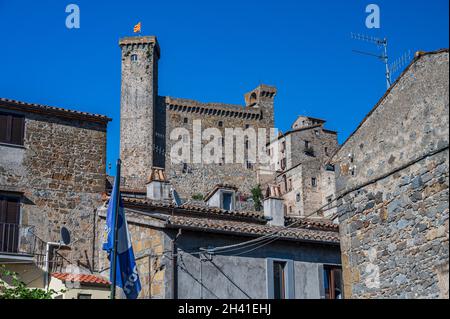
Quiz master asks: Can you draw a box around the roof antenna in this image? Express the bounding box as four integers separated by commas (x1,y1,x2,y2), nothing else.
389,49,412,80
351,32,392,89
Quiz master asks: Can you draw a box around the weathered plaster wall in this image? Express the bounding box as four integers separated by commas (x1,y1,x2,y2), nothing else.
168,230,341,299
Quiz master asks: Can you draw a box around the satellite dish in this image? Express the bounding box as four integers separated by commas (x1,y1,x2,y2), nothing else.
60,227,71,245
171,188,183,207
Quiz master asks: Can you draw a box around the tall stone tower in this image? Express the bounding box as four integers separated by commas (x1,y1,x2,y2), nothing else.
119,36,160,189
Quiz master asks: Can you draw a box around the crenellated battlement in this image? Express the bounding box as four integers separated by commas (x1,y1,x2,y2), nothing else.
165,96,263,120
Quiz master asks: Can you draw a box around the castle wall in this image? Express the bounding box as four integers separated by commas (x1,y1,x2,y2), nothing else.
163,93,275,200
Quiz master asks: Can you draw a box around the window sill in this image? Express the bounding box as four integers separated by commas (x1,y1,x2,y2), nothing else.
0,142,25,149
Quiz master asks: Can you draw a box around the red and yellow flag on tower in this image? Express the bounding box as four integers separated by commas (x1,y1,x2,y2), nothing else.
133,22,141,33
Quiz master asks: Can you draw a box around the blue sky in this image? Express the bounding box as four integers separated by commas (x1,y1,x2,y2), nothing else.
0,0,448,174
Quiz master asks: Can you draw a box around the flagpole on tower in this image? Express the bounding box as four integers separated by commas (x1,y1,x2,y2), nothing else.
110,159,122,299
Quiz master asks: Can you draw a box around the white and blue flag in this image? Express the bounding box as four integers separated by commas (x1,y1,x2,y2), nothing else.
102,177,141,299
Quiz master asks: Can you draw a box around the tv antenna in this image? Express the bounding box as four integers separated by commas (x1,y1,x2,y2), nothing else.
390,50,412,79
351,32,392,89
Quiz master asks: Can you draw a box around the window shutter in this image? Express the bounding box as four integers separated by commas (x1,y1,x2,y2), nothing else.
0,198,6,223
266,258,274,299
11,116,24,145
286,260,295,299
6,199,20,224
0,113,8,143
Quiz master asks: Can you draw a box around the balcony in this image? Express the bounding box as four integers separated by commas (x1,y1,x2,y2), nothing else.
0,223,38,262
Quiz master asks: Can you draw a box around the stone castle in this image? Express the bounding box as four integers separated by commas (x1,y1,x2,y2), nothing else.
119,36,336,213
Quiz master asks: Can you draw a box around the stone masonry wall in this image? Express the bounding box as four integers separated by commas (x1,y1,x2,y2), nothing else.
164,94,275,200
334,51,449,298
97,209,168,299
120,37,159,190
0,112,107,271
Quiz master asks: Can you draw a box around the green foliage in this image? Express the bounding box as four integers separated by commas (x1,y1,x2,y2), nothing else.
251,185,263,211
192,193,204,201
0,265,60,299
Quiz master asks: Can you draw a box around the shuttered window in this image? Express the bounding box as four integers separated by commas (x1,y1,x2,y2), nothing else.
0,195,21,253
0,112,25,145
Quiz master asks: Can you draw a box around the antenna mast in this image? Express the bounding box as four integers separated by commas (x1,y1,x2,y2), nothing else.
351,33,392,89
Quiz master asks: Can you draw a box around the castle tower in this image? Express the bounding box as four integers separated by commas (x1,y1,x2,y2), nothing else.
244,84,277,128
119,36,161,189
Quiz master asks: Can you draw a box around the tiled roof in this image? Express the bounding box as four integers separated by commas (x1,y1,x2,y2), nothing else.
52,273,110,286
166,215,339,244
0,98,111,124
121,196,267,222
284,216,339,232
103,194,339,244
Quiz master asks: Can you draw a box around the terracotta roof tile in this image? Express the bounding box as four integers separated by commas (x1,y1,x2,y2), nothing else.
52,272,110,286
0,98,111,124
167,215,339,244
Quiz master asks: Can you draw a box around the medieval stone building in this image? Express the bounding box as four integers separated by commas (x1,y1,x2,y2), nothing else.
119,36,278,200
0,98,110,292
332,49,449,298
267,116,338,218
98,169,342,299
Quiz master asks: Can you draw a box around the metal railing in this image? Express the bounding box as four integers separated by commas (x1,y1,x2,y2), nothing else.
0,222,37,256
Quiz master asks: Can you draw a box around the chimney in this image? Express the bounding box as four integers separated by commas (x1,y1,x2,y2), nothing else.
204,184,237,211
263,184,284,226
146,167,171,201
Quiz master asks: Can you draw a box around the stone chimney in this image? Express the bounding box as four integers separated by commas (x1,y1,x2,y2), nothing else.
146,167,171,201
263,184,284,226
204,184,237,211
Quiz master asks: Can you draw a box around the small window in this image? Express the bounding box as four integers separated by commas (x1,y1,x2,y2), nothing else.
246,160,253,170
183,117,188,124
218,121,223,127
280,158,286,170
245,124,250,129
0,194,21,253
281,141,286,152
0,112,25,146
222,192,233,211
325,147,328,156
130,54,138,62
315,130,320,136
182,163,188,174
311,177,317,187
77,293,92,299
296,193,301,202
288,179,292,191
273,261,287,299
305,141,310,148
323,266,343,299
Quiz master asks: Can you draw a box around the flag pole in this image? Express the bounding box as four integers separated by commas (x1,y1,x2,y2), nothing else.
110,159,122,299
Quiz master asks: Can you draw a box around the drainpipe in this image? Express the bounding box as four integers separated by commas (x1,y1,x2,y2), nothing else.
171,229,182,299
44,241,62,290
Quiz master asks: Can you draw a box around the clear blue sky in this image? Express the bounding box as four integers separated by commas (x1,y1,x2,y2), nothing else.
1,0,448,174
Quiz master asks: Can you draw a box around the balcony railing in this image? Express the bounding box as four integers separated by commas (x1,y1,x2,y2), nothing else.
0,223,37,256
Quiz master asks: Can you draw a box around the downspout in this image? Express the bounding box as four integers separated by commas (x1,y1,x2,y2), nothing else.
171,229,182,299
92,208,97,273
